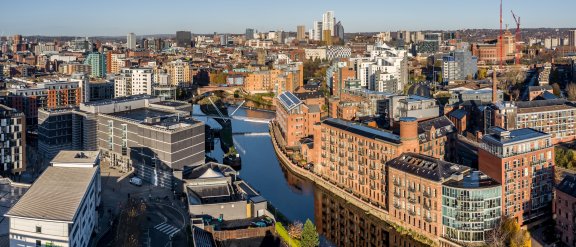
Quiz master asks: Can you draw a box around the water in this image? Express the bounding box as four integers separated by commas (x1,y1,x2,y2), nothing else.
193,105,316,223
192,105,422,247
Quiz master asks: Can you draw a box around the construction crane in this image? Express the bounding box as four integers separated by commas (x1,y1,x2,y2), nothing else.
499,0,503,69
511,10,521,65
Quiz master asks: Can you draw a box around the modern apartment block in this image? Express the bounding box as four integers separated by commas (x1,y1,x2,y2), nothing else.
441,49,478,83
114,67,153,97
554,174,576,247
6,165,100,247
488,99,576,144
479,127,554,225
83,52,106,78
350,43,409,93
165,59,195,86
441,170,501,243
0,105,26,174
275,92,320,148
388,153,501,244
38,107,97,160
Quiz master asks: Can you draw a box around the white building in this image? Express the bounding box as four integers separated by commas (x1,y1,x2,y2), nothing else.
322,11,335,36
245,39,273,48
350,42,408,93
312,21,323,41
127,32,136,50
326,46,351,60
304,48,327,60
115,68,153,97
6,165,100,247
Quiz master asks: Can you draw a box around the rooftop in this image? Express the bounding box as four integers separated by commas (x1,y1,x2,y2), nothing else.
109,107,175,122
323,118,401,144
152,101,189,107
51,151,100,166
483,127,550,145
6,166,98,222
83,94,156,106
388,153,470,182
277,91,302,112
557,174,576,198
443,170,500,189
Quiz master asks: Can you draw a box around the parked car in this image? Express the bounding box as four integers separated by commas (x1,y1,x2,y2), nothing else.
129,177,143,186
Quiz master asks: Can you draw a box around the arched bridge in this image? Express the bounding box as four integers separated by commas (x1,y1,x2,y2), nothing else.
197,86,242,95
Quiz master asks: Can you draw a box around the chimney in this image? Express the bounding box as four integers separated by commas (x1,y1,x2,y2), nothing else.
492,69,498,103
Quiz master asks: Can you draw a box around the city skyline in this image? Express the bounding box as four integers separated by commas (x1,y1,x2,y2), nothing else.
1,0,575,36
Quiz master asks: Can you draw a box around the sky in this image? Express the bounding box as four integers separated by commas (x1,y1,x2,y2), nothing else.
1,0,575,36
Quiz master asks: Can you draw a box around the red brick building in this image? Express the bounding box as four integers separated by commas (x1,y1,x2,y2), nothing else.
479,127,554,225
554,174,576,247
275,91,321,148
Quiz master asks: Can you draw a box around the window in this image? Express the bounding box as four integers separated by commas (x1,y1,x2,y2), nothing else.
36,226,41,233
36,240,41,247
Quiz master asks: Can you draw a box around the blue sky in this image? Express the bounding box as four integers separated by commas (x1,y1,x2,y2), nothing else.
1,0,574,36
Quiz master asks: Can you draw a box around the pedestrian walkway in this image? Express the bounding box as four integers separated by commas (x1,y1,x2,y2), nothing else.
154,222,180,237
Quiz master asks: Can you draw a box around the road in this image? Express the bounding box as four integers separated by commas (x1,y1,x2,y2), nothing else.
146,203,188,247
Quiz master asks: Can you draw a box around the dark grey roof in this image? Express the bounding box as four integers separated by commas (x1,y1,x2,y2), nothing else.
294,91,323,100
557,174,576,198
538,91,558,100
388,153,470,181
515,99,567,108
528,85,553,91
418,116,455,142
6,167,97,222
188,184,231,199
277,91,302,111
443,170,500,189
192,226,215,247
323,118,401,144
448,108,467,120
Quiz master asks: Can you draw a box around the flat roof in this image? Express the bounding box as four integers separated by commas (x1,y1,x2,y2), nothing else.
109,108,174,122
323,118,401,144
152,101,189,107
484,127,550,145
388,153,470,182
6,166,97,222
83,94,156,106
443,171,500,189
51,151,100,165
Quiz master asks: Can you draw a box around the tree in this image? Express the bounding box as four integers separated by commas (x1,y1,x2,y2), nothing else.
287,221,303,239
567,83,576,101
487,216,530,247
478,68,488,80
551,83,562,97
301,219,319,247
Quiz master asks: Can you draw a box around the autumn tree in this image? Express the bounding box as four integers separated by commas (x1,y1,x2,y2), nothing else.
478,68,488,80
551,83,562,97
566,83,576,101
486,216,531,247
287,221,303,239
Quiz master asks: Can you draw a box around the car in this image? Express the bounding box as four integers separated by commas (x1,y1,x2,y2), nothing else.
129,177,143,186
251,221,267,227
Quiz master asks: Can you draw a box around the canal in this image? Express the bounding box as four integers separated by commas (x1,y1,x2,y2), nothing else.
193,105,425,247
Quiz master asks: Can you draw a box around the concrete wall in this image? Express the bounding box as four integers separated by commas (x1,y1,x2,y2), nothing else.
189,201,248,220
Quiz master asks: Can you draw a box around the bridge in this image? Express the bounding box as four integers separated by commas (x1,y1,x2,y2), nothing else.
191,114,273,123
197,86,242,95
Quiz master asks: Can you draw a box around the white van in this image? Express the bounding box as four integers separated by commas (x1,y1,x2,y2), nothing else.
129,177,143,186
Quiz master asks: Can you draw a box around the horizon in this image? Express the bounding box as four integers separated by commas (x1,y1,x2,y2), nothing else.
1,0,575,36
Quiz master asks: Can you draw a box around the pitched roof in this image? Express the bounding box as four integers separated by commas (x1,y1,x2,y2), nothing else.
388,153,470,182
557,174,576,198
6,166,97,222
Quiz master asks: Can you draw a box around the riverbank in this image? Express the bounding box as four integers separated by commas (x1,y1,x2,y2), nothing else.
268,121,435,247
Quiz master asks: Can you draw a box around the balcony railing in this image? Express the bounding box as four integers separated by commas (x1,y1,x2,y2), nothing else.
408,210,416,216
408,186,416,192
423,191,431,198
408,197,417,204
425,216,433,222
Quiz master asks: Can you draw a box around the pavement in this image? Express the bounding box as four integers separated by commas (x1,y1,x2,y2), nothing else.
91,159,190,247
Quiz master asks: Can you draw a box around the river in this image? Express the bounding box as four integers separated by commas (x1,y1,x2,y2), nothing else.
192,105,424,247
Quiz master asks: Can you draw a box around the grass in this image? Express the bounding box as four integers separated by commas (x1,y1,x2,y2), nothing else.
275,222,301,247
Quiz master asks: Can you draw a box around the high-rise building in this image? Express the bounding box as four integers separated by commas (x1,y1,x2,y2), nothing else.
334,21,344,43
245,28,255,40
313,21,323,41
165,59,194,86
127,32,136,50
442,48,478,83
569,30,576,47
0,105,26,175
297,25,306,41
479,127,555,226
83,52,106,78
322,11,335,37
176,31,192,48
114,68,154,97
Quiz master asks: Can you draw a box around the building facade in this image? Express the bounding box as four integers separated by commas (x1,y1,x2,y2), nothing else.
114,68,153,97
84,52,106,78
554,174,576,247
479,127,554,225
275,92,320,148
0,105,26,174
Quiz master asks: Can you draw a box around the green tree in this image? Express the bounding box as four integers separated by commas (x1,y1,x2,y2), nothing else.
301,219,319,247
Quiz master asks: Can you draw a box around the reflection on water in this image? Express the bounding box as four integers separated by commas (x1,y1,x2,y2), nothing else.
194,105,423,247
194,105,316,223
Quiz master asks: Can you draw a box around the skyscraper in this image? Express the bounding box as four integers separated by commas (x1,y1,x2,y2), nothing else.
297,25,306,41
245,28,255,40
569,30,576,47
334,21,344,42
176,31,192,48
322,11,335,36
313,21,323,41
127,32,136,50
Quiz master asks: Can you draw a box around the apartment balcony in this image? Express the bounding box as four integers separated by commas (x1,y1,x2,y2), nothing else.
369,164,377,170
369,174,376,180
369,155,377,160
408,197,417,204
394,203,401,209
348,165,355,171
393,180,401,186
359,170,365,175
339,153,345,158
348,157,354,162
423,203,431,210
423,191,431,198
339,143,345,148
339,170,345,175
321,154,327,158
408,186,416,192
408,210,416,216
424,216,433,223
330,166,335,171
370,184,376,190
394,191,401,197
321,145,326,150
347,137,353,142
348,147,354,152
